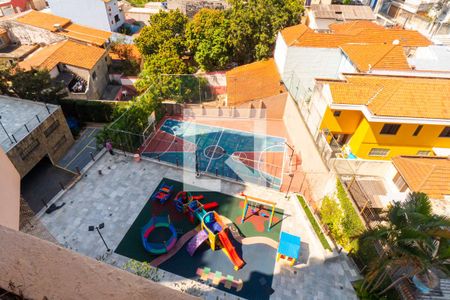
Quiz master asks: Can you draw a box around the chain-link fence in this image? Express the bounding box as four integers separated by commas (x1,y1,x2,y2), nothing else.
142,73,225,105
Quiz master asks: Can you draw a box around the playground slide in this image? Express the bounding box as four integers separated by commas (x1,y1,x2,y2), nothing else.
217,230,245,270
186,229,209,256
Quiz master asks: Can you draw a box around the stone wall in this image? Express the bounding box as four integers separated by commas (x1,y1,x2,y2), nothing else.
0,225,196,300
0,20,66,45
6,107,74,178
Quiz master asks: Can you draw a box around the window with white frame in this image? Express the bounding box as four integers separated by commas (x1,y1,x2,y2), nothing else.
416,150,431,156
368,148,390,157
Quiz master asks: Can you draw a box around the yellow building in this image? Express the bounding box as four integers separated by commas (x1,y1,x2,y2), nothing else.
318,74,450,160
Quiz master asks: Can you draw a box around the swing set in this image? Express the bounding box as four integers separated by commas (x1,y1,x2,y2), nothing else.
240,192,277,232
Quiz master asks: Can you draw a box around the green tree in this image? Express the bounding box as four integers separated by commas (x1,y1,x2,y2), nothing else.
135,10,188,57
186,9,231,71
135,44,191,100
0,68,13,95
226,0,303,64
357,192,450,295
110,41,141,76
0,68,66,103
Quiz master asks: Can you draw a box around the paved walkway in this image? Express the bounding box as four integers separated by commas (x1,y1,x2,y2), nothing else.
38,153,359,299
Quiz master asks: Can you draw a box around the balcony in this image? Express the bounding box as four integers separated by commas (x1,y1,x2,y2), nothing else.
56,72,88,97
392,0,439,13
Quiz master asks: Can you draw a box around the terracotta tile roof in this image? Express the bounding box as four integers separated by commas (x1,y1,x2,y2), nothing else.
226,58,285,105
280,24,313,46
60,23,112,47
327,74,450,120
329,20,383,33
16,10,71,32
281,21,431,48
19,40,105,71
341,44,411,72
392,156,450,199
15,11,111,47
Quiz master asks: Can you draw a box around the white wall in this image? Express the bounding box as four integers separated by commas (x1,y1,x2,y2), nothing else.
282,47,355,81
47,0,113,32
313,18,335,31
273,32,288,76
283,94,337,201
49,67,60,78
105,0,124,32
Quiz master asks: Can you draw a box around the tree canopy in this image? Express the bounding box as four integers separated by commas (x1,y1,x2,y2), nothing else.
185,9,231,71
226,0,303,64
134,1,303,102
357,192,450,295
135,10,188,57
0,68,67,104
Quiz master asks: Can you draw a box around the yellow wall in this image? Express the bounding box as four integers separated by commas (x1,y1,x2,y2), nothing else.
320,108,363,134
320,107,450,160
351,119,450,159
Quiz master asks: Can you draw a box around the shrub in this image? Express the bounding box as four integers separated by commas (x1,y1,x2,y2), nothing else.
320,196,343,241
297,195,332,251
122,259,160,282
336,180,365,242
59,99,129,123
318,181,365,251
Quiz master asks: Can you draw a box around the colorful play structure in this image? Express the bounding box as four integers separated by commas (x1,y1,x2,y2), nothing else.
276,232,301,266
174,191,218,223
150,183,174,204
196,267,243,291
141,216,178,255
173,191,246,271
240,192,277,232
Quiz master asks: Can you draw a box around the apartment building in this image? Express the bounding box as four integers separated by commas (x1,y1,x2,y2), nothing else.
47,0,125,32
378,0,450,44
316,74,450,159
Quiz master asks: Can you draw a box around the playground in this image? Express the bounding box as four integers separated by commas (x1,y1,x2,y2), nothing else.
115,178,287,299
140,118,287,189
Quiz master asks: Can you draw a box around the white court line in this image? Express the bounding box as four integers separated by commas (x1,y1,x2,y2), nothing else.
203,128,224,175
256,143,286,188
144,125,177,157
165,118,287,142
281,142,287,188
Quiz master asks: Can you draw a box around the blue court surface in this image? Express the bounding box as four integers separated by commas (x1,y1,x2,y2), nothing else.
141,119,287,189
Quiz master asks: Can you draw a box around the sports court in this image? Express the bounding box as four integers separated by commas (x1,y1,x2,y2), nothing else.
141,119,287,189
58,127,101,172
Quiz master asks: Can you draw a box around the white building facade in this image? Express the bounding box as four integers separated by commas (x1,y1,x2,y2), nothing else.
47,0,124,32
